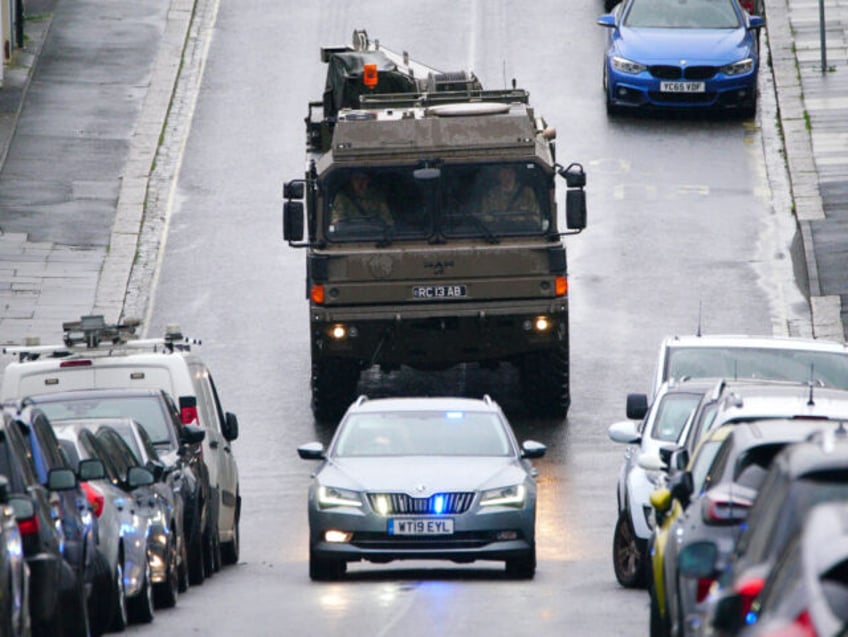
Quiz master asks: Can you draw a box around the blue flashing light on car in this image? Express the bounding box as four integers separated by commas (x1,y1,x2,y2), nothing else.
433,495,445,514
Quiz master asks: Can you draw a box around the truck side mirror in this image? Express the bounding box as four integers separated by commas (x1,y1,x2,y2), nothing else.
284,181,305,199
566,189,587,230
283,201,305,241
223,412,239,442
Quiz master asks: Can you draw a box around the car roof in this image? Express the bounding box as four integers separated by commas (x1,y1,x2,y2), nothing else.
345,395,503,415
710,382,848,419
660,334,848,353
772,428,848,477
23,387,167,402
709,418,839,445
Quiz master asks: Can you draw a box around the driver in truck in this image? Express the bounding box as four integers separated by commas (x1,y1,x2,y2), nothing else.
478,165,540,222
330,171,394,228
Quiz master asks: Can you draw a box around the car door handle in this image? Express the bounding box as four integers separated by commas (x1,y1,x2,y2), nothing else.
209,440,219,449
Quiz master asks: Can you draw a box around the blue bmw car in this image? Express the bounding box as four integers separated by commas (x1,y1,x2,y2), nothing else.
598,0,764,116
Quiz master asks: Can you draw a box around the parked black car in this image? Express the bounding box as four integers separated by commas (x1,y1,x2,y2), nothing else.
22,388,209,585
0,408,89,637
0,474,30,637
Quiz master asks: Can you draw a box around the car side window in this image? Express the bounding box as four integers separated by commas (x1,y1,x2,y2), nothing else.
207,374,228,431
192,364,222,433
739,469,789,561
80,430,121,483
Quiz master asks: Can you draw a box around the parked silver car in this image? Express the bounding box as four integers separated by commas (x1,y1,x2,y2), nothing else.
298,395,545,581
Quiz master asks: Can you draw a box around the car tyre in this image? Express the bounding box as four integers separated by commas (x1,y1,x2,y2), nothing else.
153,538,179,609
505,547,536,579
221,497,240,566
108,560,128,633
177,537,190,593
87,547,113,636
309,548,346,581
612,510,648,588
649,577,671,637
187,518,206,586
128,561,154,625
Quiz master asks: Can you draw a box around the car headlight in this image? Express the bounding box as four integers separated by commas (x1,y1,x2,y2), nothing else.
611,56,647,75
317,485,363,509
480,485,526,508
722,58,754,76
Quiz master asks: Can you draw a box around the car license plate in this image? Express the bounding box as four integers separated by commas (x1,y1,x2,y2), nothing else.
660,81,705,93
412,285,467,299
388,518,454,535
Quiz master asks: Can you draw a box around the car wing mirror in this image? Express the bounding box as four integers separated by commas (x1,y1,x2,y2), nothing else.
181,424,206,445
678,540,718,578
297,442,325,460
127,466,155,489
8,495,36,521
609,420,641,444
46,467,78,492
637,451,664,471
521,440,547,459
78,458,106,482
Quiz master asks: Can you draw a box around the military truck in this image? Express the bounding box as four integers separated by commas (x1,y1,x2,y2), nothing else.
282,30,588,423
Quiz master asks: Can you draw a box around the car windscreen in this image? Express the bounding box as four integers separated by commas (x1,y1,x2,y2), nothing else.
333,411,513,457
624,0,741,29
665,347,848,389
34,396,177,447
322,162,552,243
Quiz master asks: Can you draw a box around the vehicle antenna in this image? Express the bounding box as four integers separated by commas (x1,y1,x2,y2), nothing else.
696,300,703,337
808,364,816,405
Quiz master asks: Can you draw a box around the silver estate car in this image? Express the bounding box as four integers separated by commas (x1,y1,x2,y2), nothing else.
297,395,546,581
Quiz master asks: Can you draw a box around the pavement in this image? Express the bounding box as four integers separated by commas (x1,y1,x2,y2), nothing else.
0,0,845,355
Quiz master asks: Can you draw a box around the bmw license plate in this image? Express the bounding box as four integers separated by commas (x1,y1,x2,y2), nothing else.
660,81,705,93
412,285,467,299
388,518,454,535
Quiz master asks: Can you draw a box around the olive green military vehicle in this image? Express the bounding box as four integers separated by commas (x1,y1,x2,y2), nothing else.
283,30,588,423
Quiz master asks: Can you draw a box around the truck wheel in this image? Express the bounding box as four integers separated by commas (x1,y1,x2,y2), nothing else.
312,358,360,423
519,342,570,417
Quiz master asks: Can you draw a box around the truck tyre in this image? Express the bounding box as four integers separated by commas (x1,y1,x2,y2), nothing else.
519,341,570,418
312,358,360,423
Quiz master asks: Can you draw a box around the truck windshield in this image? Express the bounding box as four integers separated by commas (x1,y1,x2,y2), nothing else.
323,162,552,242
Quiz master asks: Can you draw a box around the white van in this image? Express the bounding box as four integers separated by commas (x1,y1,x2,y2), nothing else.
1,316,241,568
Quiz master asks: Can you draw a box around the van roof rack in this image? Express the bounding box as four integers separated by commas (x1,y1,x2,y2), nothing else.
1,315,200,362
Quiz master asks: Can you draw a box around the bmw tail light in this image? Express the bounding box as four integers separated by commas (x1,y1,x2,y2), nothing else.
739,0,755,12
81,482,105,518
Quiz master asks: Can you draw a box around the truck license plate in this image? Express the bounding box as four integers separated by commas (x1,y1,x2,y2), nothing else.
412,285,467,299
388,518,454,535
660,81,705,93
